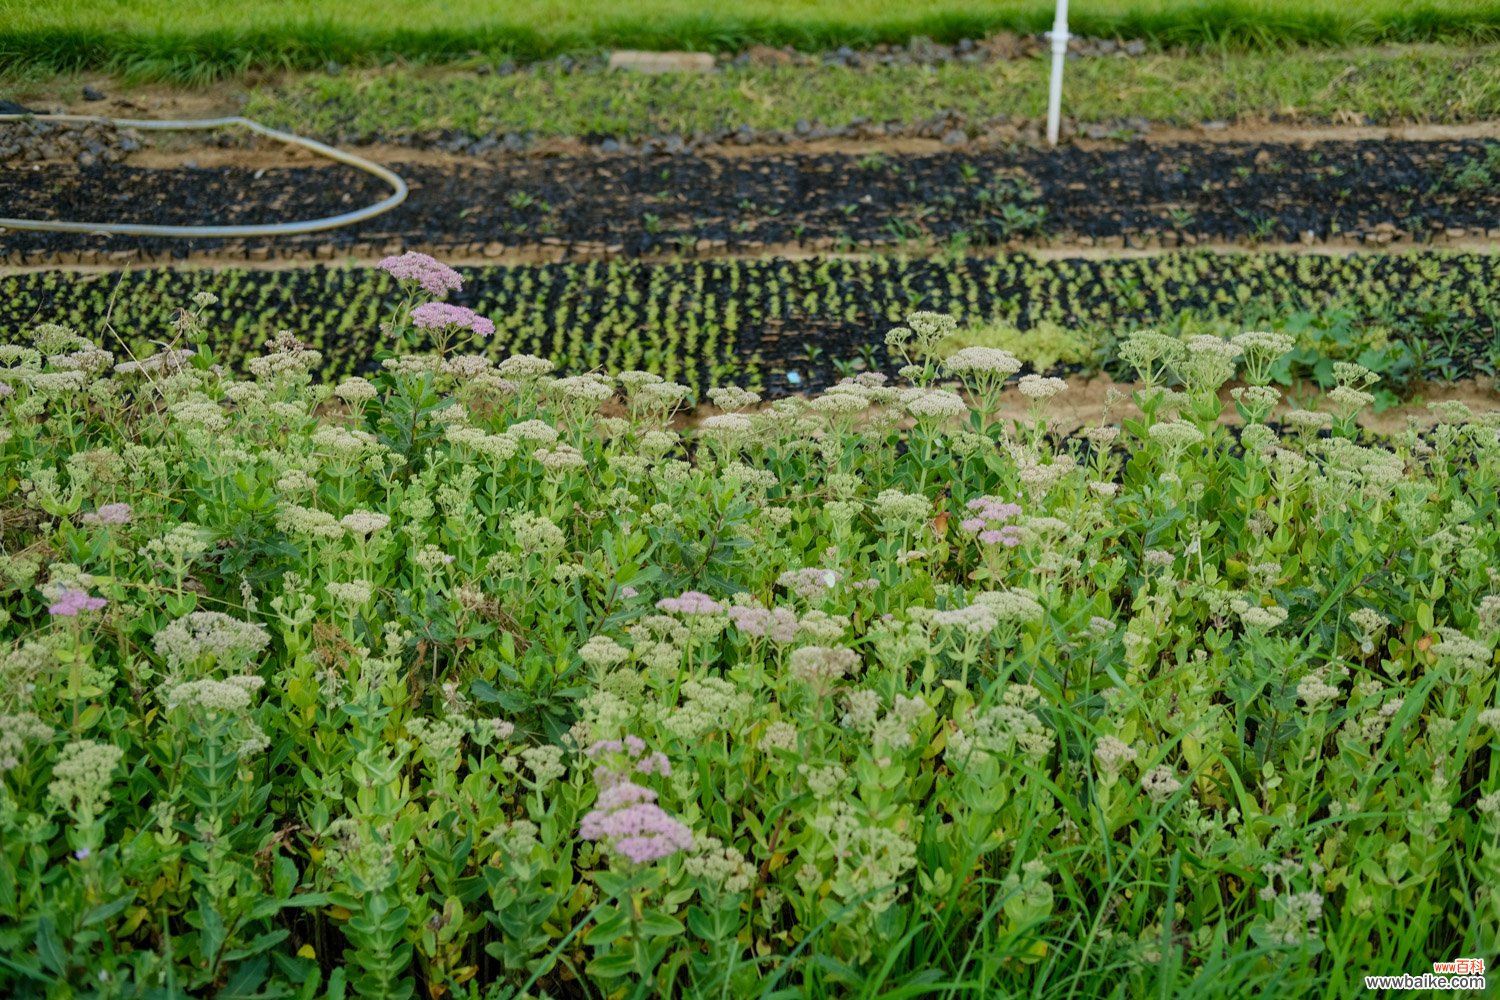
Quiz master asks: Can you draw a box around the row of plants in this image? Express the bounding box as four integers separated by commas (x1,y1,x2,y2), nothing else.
5,251,1500,400
0,260,1497,997
236,46,1500,142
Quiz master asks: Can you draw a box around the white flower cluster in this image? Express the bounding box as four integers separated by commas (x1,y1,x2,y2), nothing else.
707,385,761,411
548,374,615,404
1231,600,1288,633
1140,764,1184,804
944,346,1022,377
507,419,559,444
899,387,969,419
509,511,566,552
872,489,930,531
496,354,555,379
1092,736,1138,780
48,740,124,823
152,611,271,669
684,837,757,894
0,712,53,773
663,677,752,742
789,645,860,692
808,800,918,916
163,674,265,714
948,695,1053,765
578,635,629,668
760,720,799,754
1018,374,1068,401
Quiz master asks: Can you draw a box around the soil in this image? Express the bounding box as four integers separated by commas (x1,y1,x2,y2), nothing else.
4,139,1498,266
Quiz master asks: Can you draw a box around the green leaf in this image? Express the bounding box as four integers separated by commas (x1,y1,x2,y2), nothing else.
273,855,298,899
35,918,64,973
585,948,637,980
470,678,530,712
223,929,291,963
583,908,631,947
637,911,685,938
214,954,270,999
82,894,135,927
684,905,715,940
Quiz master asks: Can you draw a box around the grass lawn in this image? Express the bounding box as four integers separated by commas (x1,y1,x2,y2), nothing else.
4,0,1500,81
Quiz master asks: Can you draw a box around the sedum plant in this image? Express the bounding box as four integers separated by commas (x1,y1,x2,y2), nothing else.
0,265,1498,998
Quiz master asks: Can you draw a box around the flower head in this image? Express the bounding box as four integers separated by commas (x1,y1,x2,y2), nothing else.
409,302,495,337
48,588,107,617
377,252,463,297
944,346,1023,378
81,503,132,526
578,781,695,864
152,611,271,669
656,591,724,615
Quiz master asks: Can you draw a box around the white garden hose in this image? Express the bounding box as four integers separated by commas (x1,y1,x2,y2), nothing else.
0,114,407,237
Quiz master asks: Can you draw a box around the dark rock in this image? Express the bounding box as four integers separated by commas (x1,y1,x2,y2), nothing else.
82,86,107,101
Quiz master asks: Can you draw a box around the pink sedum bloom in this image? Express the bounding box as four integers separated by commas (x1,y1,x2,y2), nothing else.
81,503,132,526
377,251,463,297
728,604,799,644
979,527,1023,547
656,591,723,615
48,588,107,617
579,780,694,864
409,302,495,337
964,496,1024,546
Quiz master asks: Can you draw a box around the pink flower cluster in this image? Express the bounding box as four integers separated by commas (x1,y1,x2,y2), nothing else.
377,251,463,298
578,781,695,864
81,503,132,526
586,736,671,780
579,736,691,864
961,496,1023,547
409,302,496,337
48,588,107,617
656,591,723,615
728,604,799,644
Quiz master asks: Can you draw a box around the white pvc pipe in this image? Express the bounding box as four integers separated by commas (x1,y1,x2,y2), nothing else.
1045,0,1071,147
0,114,407,237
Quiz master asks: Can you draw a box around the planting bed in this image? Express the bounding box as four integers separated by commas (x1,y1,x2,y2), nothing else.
4,139,1500,265
6,20,1500,996
7,252,1500,394
2,298,1499,998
